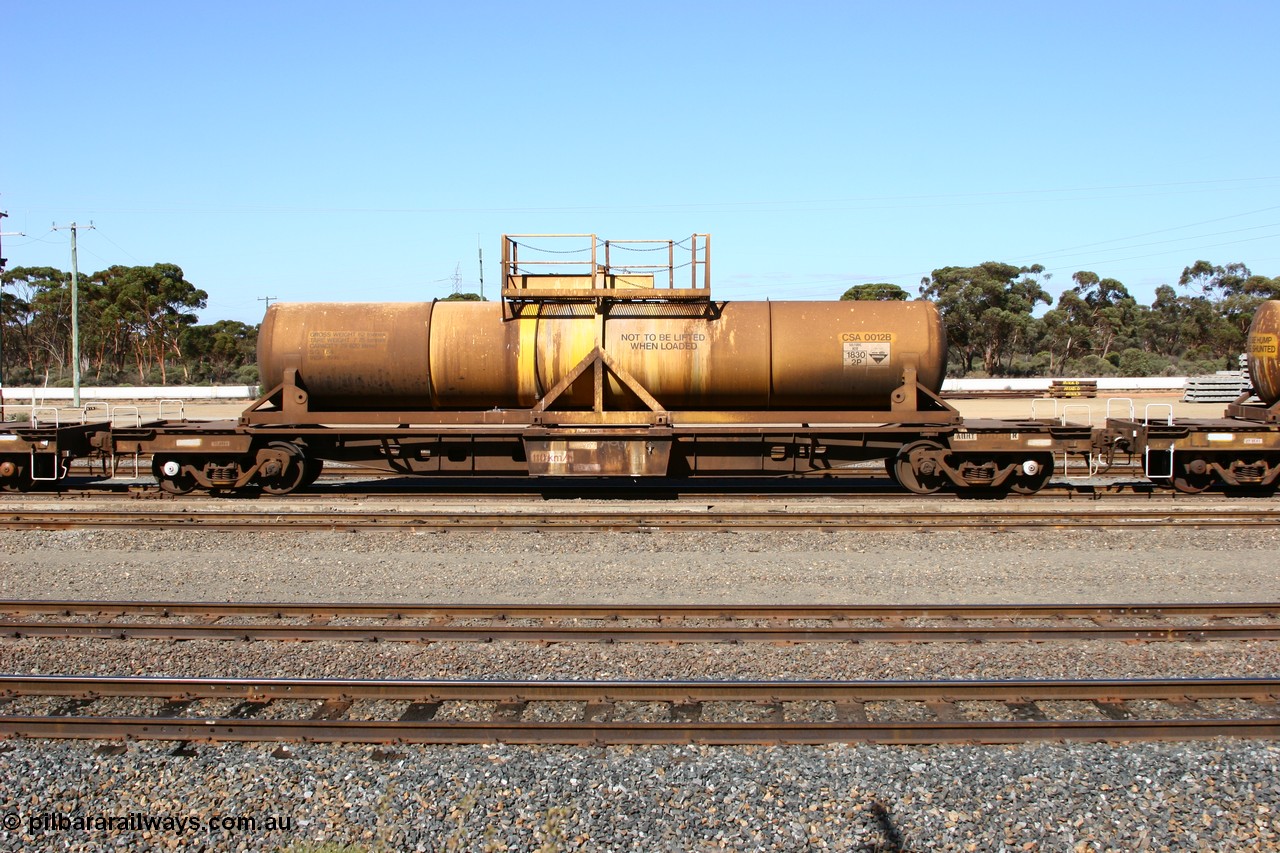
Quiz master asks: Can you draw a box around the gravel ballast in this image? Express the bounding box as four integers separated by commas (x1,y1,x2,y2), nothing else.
1,525,1279,850
0,527,1276,604
1,741,1277,851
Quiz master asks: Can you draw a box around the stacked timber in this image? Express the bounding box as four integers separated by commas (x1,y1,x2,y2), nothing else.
1049,379,1098,399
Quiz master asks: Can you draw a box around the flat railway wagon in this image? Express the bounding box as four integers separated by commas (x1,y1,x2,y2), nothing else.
2,234,1279,497
1094,298,1280,494
0,417,100,489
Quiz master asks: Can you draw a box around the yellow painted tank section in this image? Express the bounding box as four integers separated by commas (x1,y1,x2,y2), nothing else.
532,307,602,407
1246,300,1280,406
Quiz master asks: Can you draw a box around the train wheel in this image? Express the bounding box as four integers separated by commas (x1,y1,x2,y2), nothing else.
0,457,32,492
1009,454,1054,495
893,441,948,495
152,456,196,495
1172,456,1213,494
257,441,307,495
300,458,324,489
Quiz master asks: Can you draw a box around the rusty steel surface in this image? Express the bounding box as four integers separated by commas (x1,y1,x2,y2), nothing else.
5,717,1277,746
3,600,1279,644
0,675,1277,745
429,300,529,408
3,600,1274,619
257,299,947,413
3,674,1277,701
258,302,437,408
1247,300,1280,406
4,622,1271,644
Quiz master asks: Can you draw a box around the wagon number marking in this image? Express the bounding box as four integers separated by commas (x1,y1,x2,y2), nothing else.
841,332,895,368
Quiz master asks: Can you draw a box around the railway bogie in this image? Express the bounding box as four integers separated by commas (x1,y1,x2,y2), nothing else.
1100,416,1280,494
0,421,100,492
897,419,1096,494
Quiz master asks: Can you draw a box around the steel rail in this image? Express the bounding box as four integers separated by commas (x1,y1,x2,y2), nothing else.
6,600,1278,619
3,674,1275,701
9,718,1277,746
2,507,1279,531
3,623,1269,643
2,601,1277,644
0,675,1276,745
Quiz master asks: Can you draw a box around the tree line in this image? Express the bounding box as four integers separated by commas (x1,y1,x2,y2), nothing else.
2,259,1277,387
843,259,1280,377
0,264,257,387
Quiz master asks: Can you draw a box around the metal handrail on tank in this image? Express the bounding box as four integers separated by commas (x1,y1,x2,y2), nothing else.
501,234,711,303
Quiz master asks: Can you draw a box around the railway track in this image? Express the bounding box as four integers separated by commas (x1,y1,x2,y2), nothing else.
5,601,1278,745
1,674,1276,745
1,504,1278,530
4,601,1279,644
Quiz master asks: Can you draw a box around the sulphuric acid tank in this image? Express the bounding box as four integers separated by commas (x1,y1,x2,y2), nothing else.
1246,300,1280,406
257,300,947,411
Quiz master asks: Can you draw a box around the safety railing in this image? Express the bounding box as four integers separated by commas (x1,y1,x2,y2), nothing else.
501,234,711,301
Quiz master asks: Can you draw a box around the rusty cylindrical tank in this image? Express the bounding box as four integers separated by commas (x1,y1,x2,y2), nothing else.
1246,300,1280,406
257,300,947,410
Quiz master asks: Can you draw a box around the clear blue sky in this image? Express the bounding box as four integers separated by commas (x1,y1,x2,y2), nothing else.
4,1,1278,324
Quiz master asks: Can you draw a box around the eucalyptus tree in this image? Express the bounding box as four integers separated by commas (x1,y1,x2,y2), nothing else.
1069,271,1143,362
2,266,72,379
919,262,1051,375
839,283,910,301
93,264,207,383
1179,260,1280,352
179,320,259,383
1037,290,1094,376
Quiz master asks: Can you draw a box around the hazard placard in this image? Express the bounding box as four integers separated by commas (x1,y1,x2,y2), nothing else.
843,340,892,367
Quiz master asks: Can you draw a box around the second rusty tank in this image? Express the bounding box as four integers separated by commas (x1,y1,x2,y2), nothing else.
1247,300,1280,406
